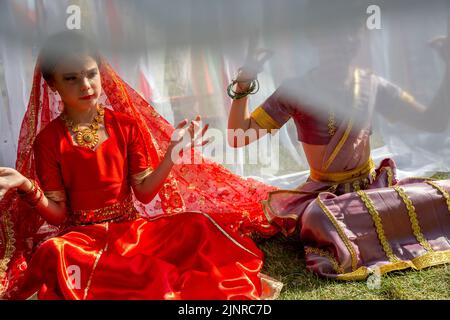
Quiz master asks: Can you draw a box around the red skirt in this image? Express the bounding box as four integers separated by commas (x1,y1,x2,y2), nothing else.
17,212,281,300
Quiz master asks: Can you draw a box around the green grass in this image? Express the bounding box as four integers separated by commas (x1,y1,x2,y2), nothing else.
256,172,450,300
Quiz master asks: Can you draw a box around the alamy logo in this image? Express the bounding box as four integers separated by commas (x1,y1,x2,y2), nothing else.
66,265,81,290
66,5,81,30
367,5,382,30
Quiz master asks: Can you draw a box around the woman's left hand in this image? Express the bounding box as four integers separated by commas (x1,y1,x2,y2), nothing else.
429,15,450,64
167,115,210,164
430,35,450,63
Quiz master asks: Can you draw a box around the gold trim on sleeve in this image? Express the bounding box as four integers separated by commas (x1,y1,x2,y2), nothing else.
44,190,66,202
131,167,154,186
250,106,282,130
393,186,434,252
400,91,416,104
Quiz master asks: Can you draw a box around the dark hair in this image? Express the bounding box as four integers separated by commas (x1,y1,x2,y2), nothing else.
38,30,101,82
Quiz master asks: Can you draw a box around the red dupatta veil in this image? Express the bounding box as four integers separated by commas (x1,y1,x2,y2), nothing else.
0,58,278,298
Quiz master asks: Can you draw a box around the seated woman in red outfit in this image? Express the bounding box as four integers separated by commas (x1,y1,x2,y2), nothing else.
0,31,281,299
228,3,450,279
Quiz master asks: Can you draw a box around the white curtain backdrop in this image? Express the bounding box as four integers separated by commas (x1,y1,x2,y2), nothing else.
0,0,449,189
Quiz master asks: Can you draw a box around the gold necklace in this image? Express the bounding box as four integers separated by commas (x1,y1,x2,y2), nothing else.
62,105,105,149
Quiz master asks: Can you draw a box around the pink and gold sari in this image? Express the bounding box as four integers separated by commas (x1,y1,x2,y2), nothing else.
262,69,450,279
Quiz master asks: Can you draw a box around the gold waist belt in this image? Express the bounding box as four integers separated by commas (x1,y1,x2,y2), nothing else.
70,193,139,226
310,158,376,183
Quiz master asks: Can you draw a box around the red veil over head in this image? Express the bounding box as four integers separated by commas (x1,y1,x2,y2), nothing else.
0,57,278,298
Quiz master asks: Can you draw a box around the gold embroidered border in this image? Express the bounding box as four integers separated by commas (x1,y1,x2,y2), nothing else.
426,181,450,214
336,267,369,281
393,186,433,252
250,106,282,130
0,210,15,297
412,250,450,269
70,194,139,226
316,197,358,271
336,250,450,281
83,222,109,300
356,190,399,262
322,69,360,171
305,247,344,274
44,190,67,202
327,110,336,137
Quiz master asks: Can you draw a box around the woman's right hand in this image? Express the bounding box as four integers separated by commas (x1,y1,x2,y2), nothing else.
0,167,30,200
237,32,274,82
167,115,210,164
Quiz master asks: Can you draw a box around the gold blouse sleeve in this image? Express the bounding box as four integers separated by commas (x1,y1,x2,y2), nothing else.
44,190,67,203
250,106,283,131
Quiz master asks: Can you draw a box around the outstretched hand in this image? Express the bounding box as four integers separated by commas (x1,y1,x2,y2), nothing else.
168,115,210,164
237,31,274,81
430,36,450,63
0,167,28,201
429,14,450,64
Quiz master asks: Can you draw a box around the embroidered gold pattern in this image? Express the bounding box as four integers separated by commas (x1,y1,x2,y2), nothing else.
357,190,399,262
393,186,433,252
380,167,394,187
412,250,450,269
70,194,139,226
305,247,344,274
327,109,336,137
336,250,450,280
0,210,15,296
316,197,358,271
426,181,450,214
336,267,369,281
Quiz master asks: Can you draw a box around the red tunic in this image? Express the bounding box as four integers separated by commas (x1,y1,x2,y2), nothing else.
18,109,275,300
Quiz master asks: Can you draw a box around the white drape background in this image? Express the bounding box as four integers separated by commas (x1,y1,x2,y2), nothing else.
1,0,449,189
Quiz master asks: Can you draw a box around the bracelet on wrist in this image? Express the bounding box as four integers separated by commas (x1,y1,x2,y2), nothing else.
17,179,43,208
227,78,259,100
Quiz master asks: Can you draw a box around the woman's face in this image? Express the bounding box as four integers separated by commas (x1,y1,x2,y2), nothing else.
49,54,101,112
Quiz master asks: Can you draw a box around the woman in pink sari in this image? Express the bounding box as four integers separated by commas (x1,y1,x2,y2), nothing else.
228,5,450,279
